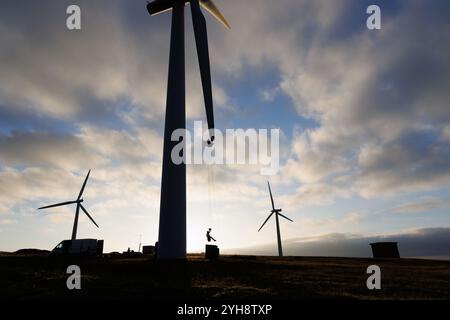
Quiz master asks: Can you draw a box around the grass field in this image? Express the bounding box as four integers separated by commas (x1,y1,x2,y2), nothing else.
1,253,449,300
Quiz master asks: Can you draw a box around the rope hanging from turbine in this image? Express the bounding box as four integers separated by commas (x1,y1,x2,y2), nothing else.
208,163,212,220
206,144,219,237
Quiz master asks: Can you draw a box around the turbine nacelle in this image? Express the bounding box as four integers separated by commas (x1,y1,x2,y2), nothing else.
147,0,231,29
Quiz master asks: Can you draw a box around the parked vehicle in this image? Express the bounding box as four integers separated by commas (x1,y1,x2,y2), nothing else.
51,239,104,256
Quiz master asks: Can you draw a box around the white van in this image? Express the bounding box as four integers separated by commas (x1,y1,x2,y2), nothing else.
51,239,104,256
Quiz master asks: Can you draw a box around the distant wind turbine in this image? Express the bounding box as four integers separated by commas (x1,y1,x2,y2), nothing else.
38,170,99,241
258,181,293,257
146,0,230,260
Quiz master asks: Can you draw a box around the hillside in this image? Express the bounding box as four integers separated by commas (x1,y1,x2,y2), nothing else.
0,253,449,299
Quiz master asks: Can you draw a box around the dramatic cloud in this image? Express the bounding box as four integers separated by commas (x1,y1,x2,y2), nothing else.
264,0,450,202
0,0,449,252
393,196,450,214
230,228,450,259
0,131,102,170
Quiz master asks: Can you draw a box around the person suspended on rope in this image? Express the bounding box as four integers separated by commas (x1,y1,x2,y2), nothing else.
206,228,216,242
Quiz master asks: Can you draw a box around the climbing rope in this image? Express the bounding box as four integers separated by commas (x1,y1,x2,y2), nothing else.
206,145,219,243
207,162,212,225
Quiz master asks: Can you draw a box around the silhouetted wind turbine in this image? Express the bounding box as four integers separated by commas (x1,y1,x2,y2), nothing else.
258,181,293,257
146,0,230,260
38,170,99,241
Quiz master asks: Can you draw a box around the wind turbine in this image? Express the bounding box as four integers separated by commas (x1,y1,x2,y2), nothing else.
146,0,230,260
258,181,293,257
38,170,99,241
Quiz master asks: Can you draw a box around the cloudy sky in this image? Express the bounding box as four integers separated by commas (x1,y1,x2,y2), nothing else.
1,0,449,256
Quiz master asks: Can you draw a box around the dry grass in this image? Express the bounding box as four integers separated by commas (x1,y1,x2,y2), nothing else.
0,253,449,300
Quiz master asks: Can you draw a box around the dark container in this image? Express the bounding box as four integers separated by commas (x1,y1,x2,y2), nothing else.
205,245,219,260
142,245,156,255
370,242,400,258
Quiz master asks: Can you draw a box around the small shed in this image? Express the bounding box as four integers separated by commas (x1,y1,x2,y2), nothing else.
370,242,400,258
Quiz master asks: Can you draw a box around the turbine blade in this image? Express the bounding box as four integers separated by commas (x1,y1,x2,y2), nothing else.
77,169,91,200
258,212,274,232
278,212,293,223
200,0,231,29
191,0,215,141
38,200,77,210
268,181,275,211
80,204,99,228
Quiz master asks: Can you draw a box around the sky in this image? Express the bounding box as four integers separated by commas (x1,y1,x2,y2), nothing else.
0,0,450,256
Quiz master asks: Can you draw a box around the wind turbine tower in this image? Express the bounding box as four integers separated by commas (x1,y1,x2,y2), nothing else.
258,182,293,257
146,0,230,260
